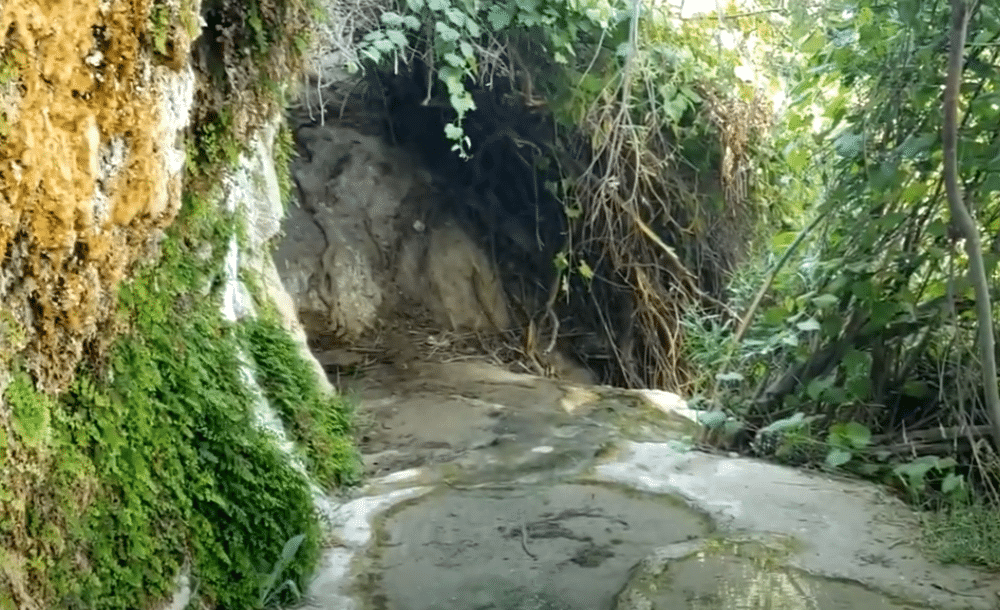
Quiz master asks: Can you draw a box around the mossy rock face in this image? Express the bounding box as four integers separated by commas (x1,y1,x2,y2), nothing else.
0,0,341,607
0,158,356,610
242,317,362,489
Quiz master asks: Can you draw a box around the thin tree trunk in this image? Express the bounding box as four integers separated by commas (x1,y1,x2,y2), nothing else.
943,0,1000,449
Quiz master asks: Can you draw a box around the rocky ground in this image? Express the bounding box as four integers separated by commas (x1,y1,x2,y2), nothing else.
299,358,1000,610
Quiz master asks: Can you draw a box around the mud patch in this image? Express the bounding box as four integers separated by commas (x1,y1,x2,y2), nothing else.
370,483,709,610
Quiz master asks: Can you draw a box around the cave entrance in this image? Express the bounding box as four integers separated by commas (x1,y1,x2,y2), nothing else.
274,62,608,388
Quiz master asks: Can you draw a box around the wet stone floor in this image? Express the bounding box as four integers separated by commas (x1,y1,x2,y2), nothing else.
303,361,999,610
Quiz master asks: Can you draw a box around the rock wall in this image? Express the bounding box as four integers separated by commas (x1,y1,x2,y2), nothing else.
276,120,511,341
218,118,331,392
0,0,197,394
0,1,352,608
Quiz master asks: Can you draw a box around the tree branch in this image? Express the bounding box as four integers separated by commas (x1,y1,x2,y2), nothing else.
943,0,1000,450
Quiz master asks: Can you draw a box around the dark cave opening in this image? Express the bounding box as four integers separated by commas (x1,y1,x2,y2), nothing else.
369,63,641,386
375,62,568,311
283,57,647,388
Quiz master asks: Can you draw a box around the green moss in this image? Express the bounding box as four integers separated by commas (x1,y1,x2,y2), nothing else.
3,175,343,609
0,309,25,362
5,372,51,449
32,189,326,610
274,121,297,209
0,47,26,143
187,109,243,179
0,48,22,86
242,318,362,489
149,2,172,56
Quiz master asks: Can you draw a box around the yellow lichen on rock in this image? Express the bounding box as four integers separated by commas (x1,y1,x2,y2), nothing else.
0,0,192,392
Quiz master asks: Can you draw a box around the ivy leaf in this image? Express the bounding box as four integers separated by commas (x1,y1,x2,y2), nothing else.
406,0,425,11
402,15,422,29
796,318,821,332
460,40,474,58
697,410,728,429
450,92,476,115
825,448,852,468
771,231,797,250
894,457,937,491
386,30,408,48
464,18,481,37
444,122,464,141
680,86,701,104
373,38,395,53
834,131,864,158
761,412,806,433
812,294,838,309
584,7,608,28
858,6,874,27
427,0,448,10
900,133,936,159
381,11,404,27
941,473,964,495
445,7,466,26
786,147,810,172
806,374,833,400
828,421,871,450
801,31,826,54
436,21,461,42
487,5,512,30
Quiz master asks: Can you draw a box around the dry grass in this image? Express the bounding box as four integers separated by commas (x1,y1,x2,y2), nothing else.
560,34,772,391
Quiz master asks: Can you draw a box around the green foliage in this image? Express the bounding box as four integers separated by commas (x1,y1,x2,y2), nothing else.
824,420,871,468
687,0,997,458
5,372,51,449
0,1,352,608
1,159,352,609
357,0,617,152
922,500,1000,569
149,1,172,56
188,109,243,178
36,189,324,610
892,456,968,505
258,533,306,608
242,318,361,489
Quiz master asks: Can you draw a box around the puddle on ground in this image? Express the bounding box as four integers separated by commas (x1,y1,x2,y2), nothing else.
615,538,930,610
366,482,709,610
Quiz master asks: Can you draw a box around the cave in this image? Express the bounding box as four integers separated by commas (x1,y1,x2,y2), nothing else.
275,59,624,388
